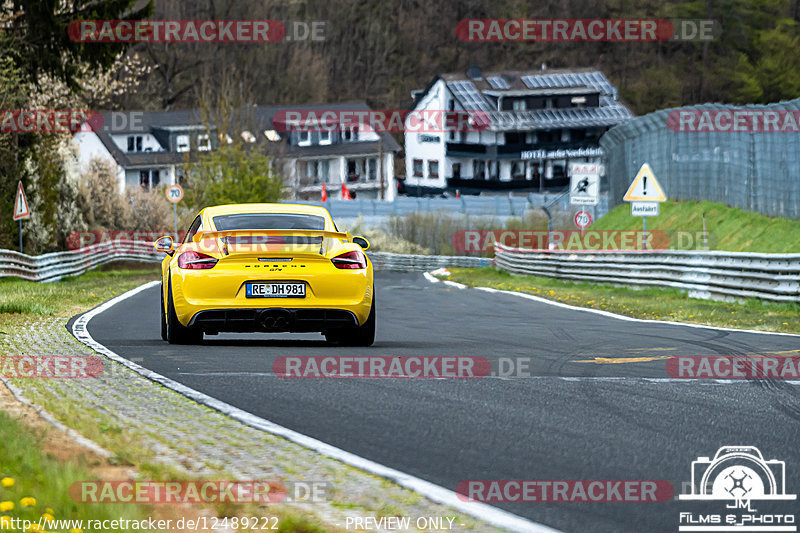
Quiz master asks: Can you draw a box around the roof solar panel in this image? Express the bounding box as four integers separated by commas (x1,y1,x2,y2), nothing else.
447,81,494,111
521,71,615,97
487,76,510,89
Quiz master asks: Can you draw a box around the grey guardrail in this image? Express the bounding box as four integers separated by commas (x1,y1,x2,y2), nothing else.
494,242,800,303
0,241,491,282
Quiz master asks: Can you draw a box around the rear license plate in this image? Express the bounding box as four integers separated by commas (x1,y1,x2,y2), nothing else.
246,282,305,298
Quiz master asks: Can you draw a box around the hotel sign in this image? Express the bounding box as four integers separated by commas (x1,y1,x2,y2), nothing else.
521,147,603,160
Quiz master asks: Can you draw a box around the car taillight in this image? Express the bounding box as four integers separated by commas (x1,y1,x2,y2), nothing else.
332,250,367,269
178,250,218,269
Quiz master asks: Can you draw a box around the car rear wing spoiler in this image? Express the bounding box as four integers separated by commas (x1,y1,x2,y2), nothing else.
192,229,352,242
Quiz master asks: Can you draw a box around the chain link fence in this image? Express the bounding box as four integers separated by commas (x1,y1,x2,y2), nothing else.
600,98,800,218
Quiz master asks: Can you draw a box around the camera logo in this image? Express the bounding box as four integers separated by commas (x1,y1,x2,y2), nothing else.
680,446,795,502
678,447,796,532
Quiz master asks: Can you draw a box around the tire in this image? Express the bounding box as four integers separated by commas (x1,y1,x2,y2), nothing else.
160,281,167,341
166,274,202,345
326,297,375,347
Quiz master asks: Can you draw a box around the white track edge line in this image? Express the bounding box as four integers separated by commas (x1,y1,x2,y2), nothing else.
425,274,799,338
71,280,558,533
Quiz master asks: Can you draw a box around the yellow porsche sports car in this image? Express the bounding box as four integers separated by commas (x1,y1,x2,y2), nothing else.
153,203,374,346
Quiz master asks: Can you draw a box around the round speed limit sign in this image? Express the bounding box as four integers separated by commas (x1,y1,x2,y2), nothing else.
166,184,183,203
574,210,592,229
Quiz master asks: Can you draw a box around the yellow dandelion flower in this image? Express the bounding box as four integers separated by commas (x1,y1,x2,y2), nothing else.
26,523,41,532
41,513,54,522
783,323,789,326
0,501,12,512
0,478,13,488
44,509,53,516
70,528,83,533
20,497,36,507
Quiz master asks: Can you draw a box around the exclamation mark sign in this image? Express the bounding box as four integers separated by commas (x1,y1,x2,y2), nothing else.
643,176,648,196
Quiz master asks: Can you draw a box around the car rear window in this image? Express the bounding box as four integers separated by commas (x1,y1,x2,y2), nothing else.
212,213,326,231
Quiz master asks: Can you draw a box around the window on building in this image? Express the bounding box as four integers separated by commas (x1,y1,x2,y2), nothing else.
347,159,364,182
511,161,524,180
551,159,567,179
197,134,211,151
428,160,439,178
128,135,143,152
545,98,554,109
342,125,359,142
505,132,523,145
319,131,332,145
473,160,486,180
452,162,461,179
512,99,527,111
488,161,499,180
176,135,190,152
319,159,330,182
306,160,318,181
367,158,377,180
297,131,311,146
413,159,423,177
138,169,160,189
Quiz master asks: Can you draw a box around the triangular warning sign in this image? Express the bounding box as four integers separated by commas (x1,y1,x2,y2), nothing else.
13,181,30,220
623,163,666,202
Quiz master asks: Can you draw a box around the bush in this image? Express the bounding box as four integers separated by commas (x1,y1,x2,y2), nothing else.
184,143,284,209
79,158,129,231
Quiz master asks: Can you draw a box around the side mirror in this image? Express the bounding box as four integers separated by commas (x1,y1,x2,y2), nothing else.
352,236,370,250
154,235,175,255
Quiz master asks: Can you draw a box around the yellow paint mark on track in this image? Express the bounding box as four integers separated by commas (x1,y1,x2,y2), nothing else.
572,356,673,364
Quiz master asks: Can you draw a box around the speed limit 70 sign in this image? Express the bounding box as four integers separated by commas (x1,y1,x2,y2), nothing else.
166,184,183,203
574,210,593,229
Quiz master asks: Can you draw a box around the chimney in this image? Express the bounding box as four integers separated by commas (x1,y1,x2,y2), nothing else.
466,65,482,80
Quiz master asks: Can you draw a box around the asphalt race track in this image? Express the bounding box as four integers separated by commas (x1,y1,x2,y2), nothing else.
85,272,800,533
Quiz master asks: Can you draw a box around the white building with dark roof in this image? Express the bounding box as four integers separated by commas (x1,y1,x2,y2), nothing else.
71,102,400,200
403,66,633,195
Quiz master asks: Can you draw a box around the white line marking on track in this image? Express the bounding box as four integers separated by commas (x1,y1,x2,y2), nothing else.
71,280,558,533
423,277,800,338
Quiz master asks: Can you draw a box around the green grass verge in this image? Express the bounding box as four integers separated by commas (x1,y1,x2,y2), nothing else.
0,411,153,533
592,200,800,253
443,267,800,334
0,263,347,532
0,263,161,329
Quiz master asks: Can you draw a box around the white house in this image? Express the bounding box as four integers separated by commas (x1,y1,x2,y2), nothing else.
71,102,400,200
403,66,634,195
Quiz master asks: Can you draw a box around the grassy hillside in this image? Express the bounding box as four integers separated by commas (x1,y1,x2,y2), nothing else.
592,201,800,253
